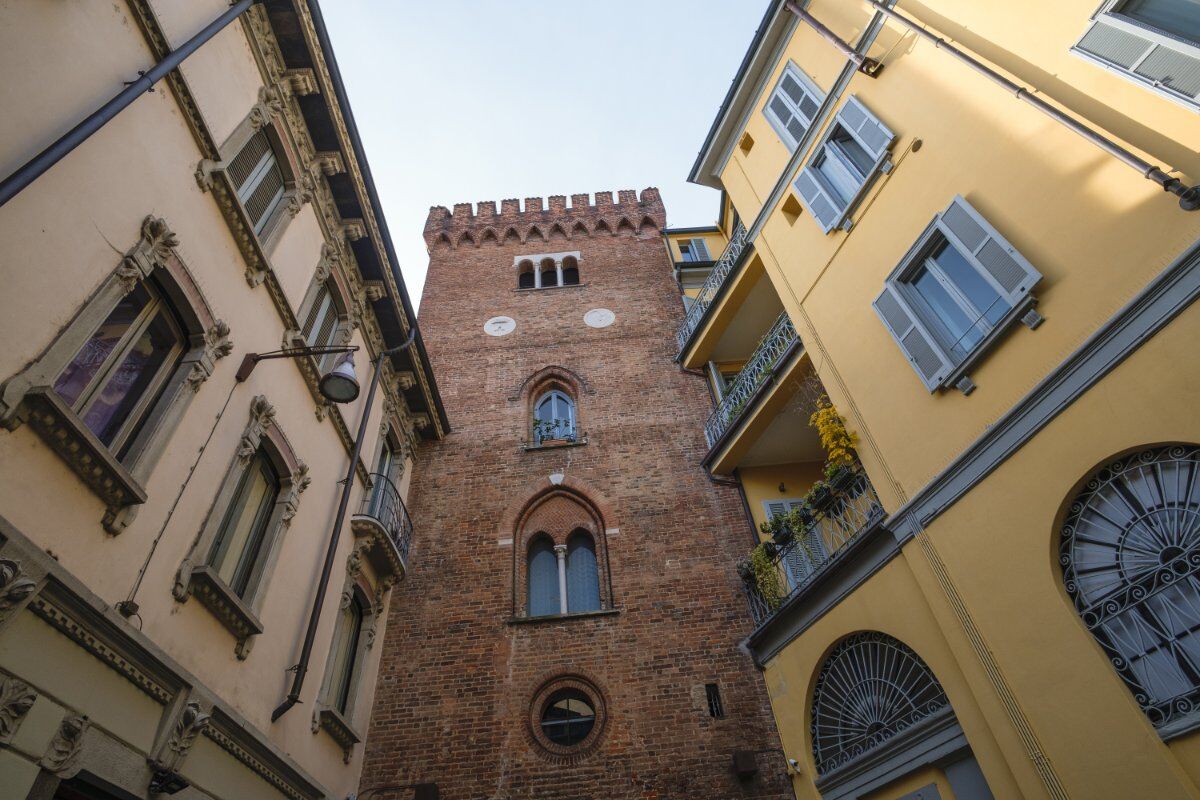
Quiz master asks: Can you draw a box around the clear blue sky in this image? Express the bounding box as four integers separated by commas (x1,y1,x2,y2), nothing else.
320,1,765,305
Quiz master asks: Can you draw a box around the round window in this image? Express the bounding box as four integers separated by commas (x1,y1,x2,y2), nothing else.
539,689,595,746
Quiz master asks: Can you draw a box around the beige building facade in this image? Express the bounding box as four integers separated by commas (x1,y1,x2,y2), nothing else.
0,2,445,799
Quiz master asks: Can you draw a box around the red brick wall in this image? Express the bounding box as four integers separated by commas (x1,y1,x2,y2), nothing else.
362,190,792,799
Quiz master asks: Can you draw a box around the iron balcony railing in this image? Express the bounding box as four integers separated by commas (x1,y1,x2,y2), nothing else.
675,221,749,353
743,468,884,626
704,312,800,449
361,472,413,564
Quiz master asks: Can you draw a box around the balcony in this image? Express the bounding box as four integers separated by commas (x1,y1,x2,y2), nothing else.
675,221,748,353
742,467,885,626
350,472,413,581
704,312,801,449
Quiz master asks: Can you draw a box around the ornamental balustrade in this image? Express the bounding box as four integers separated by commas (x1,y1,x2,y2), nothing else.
361,472,413,565
743,467,884,626
675,221,748,353
703,312,800,448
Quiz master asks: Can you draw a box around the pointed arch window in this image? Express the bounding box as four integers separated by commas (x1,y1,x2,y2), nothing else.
534,390,576,444
528,536,561,617
566,530,601,612
1061,444,1200,734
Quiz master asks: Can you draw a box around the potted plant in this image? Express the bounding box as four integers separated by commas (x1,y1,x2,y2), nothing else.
748,543,784,611
807,479,834,512
533,419,575,446
824,461,861,499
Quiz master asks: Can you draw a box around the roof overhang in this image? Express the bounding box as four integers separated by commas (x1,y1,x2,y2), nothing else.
688,0,798,189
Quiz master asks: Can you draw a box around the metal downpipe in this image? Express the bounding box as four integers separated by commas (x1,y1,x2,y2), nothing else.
0,0,257,208
784,1,881,76
859,0,1199,210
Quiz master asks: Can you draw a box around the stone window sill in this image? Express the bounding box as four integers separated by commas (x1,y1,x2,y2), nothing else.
514,283,587,293
186,565,264,653
521,437,588,452
316,706,362,760
21,386,148,512
507,608,619,625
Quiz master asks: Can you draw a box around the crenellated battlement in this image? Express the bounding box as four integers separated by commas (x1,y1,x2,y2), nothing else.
423,188,665,249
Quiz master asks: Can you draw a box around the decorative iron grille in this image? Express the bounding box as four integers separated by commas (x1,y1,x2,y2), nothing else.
675,222,748,353
743,467,883,625
1060,444,1200,731
362,472,413,564
703,312,800,449
811,632,950,776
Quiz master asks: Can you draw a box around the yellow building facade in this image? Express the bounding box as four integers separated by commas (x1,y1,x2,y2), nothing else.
0,2,445,799
672,1,1200,798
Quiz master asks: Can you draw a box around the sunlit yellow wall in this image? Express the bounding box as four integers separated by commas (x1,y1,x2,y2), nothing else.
664,229,727,262
705,1,1200,797
739,461,825,533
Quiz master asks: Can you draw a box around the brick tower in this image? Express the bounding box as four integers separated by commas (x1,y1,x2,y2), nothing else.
362,189,791,799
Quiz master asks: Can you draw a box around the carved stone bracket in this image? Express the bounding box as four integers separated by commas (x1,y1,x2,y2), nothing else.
237,395,277,463
282,68,320,96
187,320,233,390
249,84,285,130
314,151,345,176
0,675,37,744
341,219,366,242
117,216,178,294
151,699,211,777
0,558,39,629
40,713,89,776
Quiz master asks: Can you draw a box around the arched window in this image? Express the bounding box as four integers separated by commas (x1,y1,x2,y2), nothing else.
566,530,601,612
562,255,580,286
228,130,287,236
528,536,561,617
517,259,535,289
811,632,950,776
540,257,559,288
534,389,575,444
1061,444,1200,731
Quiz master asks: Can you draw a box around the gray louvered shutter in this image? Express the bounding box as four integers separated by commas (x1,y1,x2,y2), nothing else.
692,238,711,260
838,95,896,162
764,500,790,520
794,168,843,233
936,196,1041,306
302,285,329,341
1074,15,1200,103
228,132,271,191
873,283,954,391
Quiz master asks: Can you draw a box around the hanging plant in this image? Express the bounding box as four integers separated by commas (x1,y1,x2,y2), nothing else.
749,543,784,611
809,394,857,470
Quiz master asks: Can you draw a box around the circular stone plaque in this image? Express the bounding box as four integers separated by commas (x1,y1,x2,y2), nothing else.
583,308,615,329
484,316,516,336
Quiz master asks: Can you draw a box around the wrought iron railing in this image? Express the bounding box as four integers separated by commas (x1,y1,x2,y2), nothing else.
743,468,884,626
675,221,749,353
533,418,576,445
361,472,413,564
703,312,800,448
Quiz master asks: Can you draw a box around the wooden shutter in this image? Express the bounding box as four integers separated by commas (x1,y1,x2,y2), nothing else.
302,285,330,341
691,238,711,260
228,132,271,191
794,168,843,233
873,283,954,391
1074,14,1200,104
837,95,896,162
764,500,790,520
765,66,825,150
936,196,1041,306
230,132,286,234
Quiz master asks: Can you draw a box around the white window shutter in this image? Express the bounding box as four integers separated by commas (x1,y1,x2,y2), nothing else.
1074,15,1200,104
838,96,896,162
794,168,842,233
873,283,953,390
936,196,1041,305
693,238,711,260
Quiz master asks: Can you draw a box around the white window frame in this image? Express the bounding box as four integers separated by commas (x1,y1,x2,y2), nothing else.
763,61,826,152
873,196,1044,395
1071,1,1200,111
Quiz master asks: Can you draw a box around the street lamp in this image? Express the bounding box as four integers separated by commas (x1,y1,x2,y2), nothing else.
234,345,360,402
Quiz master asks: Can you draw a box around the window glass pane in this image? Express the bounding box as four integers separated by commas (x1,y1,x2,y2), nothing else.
540,690,595,746
331,597,363,713
781,74,805,105
81,304,181,447
566,532,600,613
786,117,807,143
1120,0,1200,41
540,267,558,287
210,454,279,597
930,241,1010,326
769,96,792,126
54,285,150,408
908,265,980,358
527,539,560,616
799,94,819,121
829,128,874,177
518,270,535,289
813,150,859,208
562,267,580,285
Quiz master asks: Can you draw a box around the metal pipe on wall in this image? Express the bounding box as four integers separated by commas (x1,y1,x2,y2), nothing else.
784,1,881,76
0,0,258,208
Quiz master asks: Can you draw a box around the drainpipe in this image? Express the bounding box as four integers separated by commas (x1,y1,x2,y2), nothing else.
784,1,881,76
0,0,258,208
859,0,1200,210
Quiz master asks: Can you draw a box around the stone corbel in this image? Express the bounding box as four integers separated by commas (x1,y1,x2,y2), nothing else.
40,713,89,777
283,68,320,96
0,558,39,631
279,462,311,526
314,151,345,176
315,241,342,284
341,219,367,242
395,371,417,391
186,320,233,391
0,675,38,745
150,699,211,780
286,171,318,218
412,413,431,433
237,395,277,463
363,281,386,303
194,158,221,193
249,84,285,131
117,216,178,294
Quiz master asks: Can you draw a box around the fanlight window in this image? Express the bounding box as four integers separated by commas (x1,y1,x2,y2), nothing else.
534,390,575,444
1060,444,1200,731
811,632,950,776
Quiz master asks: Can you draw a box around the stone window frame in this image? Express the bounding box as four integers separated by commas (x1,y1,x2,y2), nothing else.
172,395,309,660
199,88,310,259
312,541,390,761
289,248,357,372
514,250,582,290
0,216,231,534
511,489,613,620
526,673,608,763
522,369,588,450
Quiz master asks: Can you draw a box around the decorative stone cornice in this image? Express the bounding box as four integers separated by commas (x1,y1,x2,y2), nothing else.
40,713,89,775
0,675,37,744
